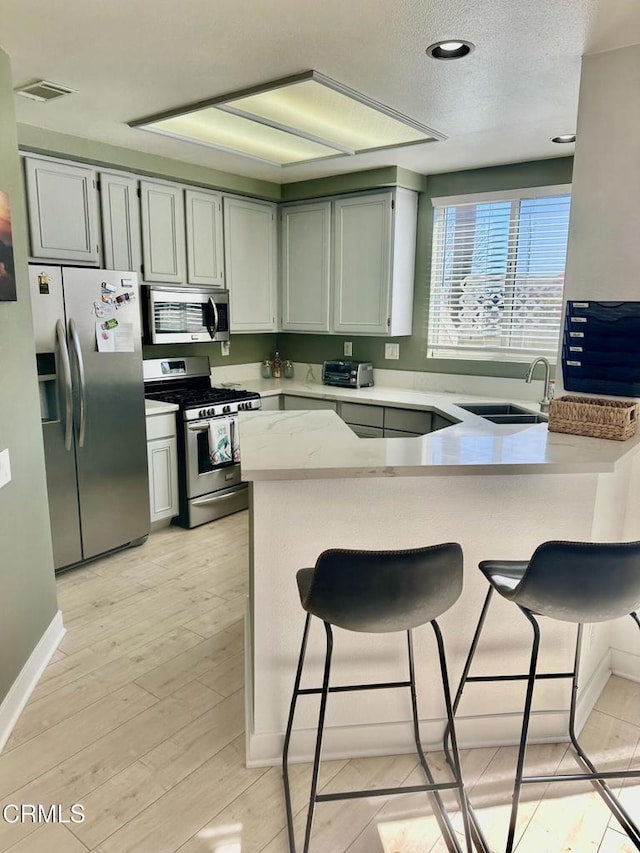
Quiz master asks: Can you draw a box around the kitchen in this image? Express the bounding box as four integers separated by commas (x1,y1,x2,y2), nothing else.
1,2,640,851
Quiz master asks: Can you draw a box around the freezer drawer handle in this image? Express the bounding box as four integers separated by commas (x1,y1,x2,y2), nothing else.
56,319,73,451
68,318,87,448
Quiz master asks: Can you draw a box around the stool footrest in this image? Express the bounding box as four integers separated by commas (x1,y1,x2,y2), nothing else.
316,781,459,803
466,671,574,683
298,680,411,695
523,769,640,784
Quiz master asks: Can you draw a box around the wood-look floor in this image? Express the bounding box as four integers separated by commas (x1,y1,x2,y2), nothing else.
1,511,638,852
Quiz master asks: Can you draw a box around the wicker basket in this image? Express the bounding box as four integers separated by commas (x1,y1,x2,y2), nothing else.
548,395,639,441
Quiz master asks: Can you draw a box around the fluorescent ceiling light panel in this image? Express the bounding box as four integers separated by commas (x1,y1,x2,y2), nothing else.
147,109,339,165
131,71,444,167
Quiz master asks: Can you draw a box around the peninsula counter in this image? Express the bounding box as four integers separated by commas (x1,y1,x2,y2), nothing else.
239,397,640,766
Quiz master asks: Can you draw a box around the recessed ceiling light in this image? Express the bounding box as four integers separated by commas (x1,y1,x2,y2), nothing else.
426,40,474,60
551,134,576,144
130,71,445,167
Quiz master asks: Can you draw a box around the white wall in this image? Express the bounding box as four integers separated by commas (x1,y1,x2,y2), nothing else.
558,43,640,394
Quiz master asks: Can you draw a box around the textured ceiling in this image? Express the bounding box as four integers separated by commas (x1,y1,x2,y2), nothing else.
0,0,636,183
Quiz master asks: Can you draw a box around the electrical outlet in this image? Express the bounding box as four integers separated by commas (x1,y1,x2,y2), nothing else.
385,343,400,360
221,341,230,357
343,341,353,357
0,448,11,489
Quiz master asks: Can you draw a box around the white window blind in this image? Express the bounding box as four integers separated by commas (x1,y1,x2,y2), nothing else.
427,185,571,361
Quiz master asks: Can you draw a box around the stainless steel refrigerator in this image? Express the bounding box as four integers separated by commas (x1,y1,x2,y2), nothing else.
29,265,149,572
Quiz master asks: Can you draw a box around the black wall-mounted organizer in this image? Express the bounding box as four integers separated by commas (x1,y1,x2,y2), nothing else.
563,301,640,397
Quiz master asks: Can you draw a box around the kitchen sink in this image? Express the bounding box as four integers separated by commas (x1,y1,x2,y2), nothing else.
457,402,548,424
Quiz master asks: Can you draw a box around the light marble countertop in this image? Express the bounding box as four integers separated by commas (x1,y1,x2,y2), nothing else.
144,398,179,416
237,381,640,480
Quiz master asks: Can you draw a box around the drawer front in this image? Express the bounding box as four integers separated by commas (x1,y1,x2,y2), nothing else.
383,428,421,438
349,424,383,438
146,413,177,441
340,402,384,428
384,407,432,434
283,395,337,411
259,395,282,411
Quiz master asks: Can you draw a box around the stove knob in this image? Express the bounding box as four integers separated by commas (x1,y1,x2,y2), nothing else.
223,405,230,413
199,409,205,418
239,402,245,411
208,408,214,417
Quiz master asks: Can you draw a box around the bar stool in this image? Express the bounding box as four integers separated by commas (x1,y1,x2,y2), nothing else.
443,539,640,853
282,543,472,853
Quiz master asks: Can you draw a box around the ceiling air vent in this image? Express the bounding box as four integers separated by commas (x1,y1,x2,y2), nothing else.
14,80,77,103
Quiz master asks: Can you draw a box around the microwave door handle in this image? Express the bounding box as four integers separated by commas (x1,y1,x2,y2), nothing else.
56,319,73,451
68,319,87,448
208,297,219,340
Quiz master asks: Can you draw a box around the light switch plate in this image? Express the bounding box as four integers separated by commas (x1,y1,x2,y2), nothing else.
220,341,230,357
343,341,353,357
385,343,400,360
0,448,11,489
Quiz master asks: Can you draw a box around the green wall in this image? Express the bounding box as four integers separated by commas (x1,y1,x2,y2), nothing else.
0,52,58,705
279,157,573,378
142,334,276,366
18,124,282,201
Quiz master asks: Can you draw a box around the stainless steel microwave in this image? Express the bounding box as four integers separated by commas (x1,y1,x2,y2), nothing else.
145,285,230,344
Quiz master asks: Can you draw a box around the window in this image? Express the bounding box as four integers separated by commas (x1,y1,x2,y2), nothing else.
427,185,571,361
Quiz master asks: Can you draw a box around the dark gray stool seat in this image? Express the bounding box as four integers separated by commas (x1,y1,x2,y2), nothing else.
283,544,472,853
445,539,640,853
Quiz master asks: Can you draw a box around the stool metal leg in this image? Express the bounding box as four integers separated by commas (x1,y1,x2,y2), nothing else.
442,588,494,853
565,618,640,848
407,628,466,853
302,620,333,853
505,607,541,853
431,620,474,853
283,612,312,853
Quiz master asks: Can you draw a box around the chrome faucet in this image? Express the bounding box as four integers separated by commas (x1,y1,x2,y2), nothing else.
525,356,553,413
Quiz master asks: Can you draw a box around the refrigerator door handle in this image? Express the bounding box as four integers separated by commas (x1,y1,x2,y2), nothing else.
68,318,87,448
55,319,73,451
208,297,219,340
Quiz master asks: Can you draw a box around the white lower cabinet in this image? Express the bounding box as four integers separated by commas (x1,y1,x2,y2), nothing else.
259,395,282,411
146,413,179,524
282,395,337,411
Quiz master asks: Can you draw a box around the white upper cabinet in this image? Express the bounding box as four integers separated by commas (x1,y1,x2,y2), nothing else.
281,201,331,332
100,172,141,273
185,189,225,287
333,189,416,336
140,180,186,283
224,196,277,333
24,157,99,264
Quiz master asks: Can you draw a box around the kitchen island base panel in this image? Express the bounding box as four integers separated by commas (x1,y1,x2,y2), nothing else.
247,466,637,766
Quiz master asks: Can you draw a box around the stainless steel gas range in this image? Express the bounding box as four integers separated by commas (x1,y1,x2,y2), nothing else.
144,357,261,528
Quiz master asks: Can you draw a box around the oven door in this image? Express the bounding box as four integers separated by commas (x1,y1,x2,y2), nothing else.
148,286,230,344
184,416,242,499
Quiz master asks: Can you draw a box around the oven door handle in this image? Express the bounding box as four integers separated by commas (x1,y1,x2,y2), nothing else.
207,297,219,340
187,423,210,432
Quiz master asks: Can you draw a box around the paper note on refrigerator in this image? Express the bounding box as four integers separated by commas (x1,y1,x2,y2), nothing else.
95,320,135,353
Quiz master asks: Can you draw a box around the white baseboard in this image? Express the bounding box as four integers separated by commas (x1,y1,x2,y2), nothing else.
574,647,611,734
247,709,575,768
611,648,640,683
246,648,614,768
0,610,65,753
